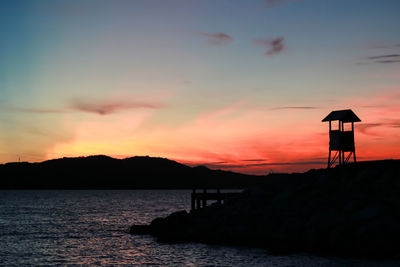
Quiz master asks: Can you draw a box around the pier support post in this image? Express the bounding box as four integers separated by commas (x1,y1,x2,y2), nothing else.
217,188,221,204
191,189,196,211
202,189,207,208
196,198,201,209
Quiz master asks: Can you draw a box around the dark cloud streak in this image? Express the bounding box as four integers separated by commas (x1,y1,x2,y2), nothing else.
360,51,400,64
69,99,164,115
196,32,233,46
1,98,164,116
358,121,400,135
365,43,400,49
270,106,319,110
357,123,382,136
368,54,400,60
265,0,298,8
0,107,65,114
375,59,400,64
253,37,285,56
203,160,325,169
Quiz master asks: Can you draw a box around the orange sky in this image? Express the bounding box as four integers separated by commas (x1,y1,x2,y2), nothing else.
37,87,400,175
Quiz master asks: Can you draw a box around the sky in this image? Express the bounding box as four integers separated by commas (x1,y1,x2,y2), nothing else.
1,0,399,174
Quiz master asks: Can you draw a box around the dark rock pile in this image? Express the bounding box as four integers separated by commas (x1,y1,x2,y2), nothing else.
130,160,400,258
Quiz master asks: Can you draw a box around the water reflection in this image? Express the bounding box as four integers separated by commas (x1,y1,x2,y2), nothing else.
0,190,396,266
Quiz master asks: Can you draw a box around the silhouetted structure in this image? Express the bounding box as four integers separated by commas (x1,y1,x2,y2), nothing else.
322,109,361,168
191,188,240,210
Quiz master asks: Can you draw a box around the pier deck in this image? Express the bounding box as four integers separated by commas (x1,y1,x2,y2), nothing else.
191,189,241,211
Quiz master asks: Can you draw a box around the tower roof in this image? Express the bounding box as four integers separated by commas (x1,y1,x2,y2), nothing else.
322,109,361,123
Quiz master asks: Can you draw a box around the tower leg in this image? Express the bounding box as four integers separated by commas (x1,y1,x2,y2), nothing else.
353,150,356,163
328,149,331,168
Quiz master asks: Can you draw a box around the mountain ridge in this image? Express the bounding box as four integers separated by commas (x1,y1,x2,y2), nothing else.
0,155,264,189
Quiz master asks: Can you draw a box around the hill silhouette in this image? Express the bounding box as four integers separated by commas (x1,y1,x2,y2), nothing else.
0,155,264,189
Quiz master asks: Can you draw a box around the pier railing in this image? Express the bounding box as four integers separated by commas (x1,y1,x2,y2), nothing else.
191,189,241,211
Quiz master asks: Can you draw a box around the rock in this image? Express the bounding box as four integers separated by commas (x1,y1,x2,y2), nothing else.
148,210,193,241
351,204,380,223
128,160,400,258
129,224,151,235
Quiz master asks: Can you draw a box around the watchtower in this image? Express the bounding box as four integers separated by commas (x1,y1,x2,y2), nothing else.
322,109,361,168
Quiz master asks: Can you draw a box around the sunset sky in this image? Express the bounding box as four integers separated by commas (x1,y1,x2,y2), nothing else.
1,0,399,174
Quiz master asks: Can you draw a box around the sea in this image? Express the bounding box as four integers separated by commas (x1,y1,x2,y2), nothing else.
0,190,398,266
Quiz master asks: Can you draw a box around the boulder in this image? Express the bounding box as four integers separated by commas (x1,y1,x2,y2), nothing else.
129,224,151,235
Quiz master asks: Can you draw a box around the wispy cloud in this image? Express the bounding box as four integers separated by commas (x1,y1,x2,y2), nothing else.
203,160,325,169
269,106,319,110
358,42,400,64
69,99,164,115
253,37,285,56
0,107,65,114
1,99,164,116
265,0,298,8
196,32,234,46
361,54,400,64
368,54,400,60
380,119,400,128
364,43,400,49
244,160,326,167
373,59,400,64
358,120,400,136
357,123,383,136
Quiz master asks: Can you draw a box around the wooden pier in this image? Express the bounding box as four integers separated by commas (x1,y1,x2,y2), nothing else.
191,189,241,211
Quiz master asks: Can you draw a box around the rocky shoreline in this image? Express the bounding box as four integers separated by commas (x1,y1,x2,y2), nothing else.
130,160,400,258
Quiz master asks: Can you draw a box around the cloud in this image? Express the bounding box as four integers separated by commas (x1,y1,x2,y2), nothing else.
196,32,233,46
1,98,164,116
374,60,400,64
357,123,383,136
253,37,285,56
385,119,400,128
0,106,65,114
245,160,326,167
363,54,400,64
269,106,319,110
358,120,400,136
242,159,266,162
368,54,400,60
265,0,298,8
69,99,164,115
364,43,400,49
203,160,326,169
358,42,400,64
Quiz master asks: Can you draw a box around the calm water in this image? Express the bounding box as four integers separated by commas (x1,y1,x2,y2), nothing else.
0,190,397,266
